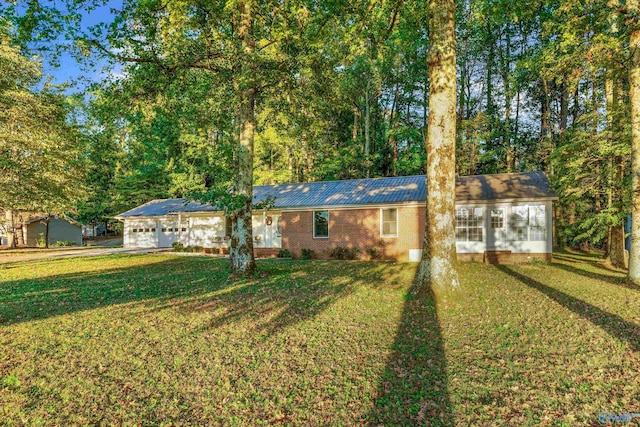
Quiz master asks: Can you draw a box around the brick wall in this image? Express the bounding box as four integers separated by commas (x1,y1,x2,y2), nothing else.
281,206,425,262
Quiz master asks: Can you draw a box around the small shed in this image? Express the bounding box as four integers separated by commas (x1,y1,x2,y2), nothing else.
23,215,83,247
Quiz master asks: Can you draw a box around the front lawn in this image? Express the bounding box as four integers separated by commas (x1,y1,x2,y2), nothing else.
0,252,638,425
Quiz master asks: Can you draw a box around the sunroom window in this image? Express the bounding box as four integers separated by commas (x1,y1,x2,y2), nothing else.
455,207,483,242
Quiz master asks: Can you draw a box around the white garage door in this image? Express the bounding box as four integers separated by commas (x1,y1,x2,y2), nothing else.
159,223,177,248
128,222,158,248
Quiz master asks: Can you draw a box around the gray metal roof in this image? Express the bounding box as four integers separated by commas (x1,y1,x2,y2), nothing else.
116,172,556,218
456,171,558,202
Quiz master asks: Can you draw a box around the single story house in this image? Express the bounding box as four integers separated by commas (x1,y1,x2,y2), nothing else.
23,215,83,247
115,171,558,263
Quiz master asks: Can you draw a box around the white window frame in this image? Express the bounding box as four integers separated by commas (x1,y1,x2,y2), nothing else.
313,210,329,238
490,208,506,230
455,206,484,242
380,208,399,238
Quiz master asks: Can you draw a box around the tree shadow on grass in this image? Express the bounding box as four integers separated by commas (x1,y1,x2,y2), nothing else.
497,265,640,351
151,260,412,338
552,261,638,290
367,271,454,426
0,256,230,326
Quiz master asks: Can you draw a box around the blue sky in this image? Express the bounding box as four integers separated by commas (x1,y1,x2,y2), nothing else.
26,1,122,93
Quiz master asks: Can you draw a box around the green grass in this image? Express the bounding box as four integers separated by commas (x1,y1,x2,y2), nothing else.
0,251,638,425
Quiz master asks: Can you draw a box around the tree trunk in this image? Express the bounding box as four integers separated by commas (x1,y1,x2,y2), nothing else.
352,106,359,142
44,216,51,249
229,0,256,276
418,0,459,290
5,210,16,249
364,78,371,178
629,0,640,283
15,212,24,246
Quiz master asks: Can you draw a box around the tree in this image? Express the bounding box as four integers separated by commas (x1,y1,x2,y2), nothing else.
628,0,640,284
418,0,460,289
0,23,84,247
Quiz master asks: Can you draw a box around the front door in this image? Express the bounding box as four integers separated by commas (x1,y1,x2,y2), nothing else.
488,208,506,249
262,214,282,248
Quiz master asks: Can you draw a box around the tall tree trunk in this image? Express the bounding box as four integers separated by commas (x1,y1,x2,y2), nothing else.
15,212,24,246
5,210,16,249
629,1,640,283
605,72,627,268
44,216,51,249
229,0,256,276
364,78,371,178
500,31,513,173
352,106,360,142
418,0,459,290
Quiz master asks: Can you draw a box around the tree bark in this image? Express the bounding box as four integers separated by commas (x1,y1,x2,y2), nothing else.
364,78,371,178
229,0,256,276
629,0,640,283
418,0,460,290
5,210,16,249
605,72,627,268
44,216,51,249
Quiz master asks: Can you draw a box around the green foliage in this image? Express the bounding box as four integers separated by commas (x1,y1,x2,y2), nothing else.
1,372,20,389
53,241,75,247
329,246,361,260
300,248,314,260
36,233,46,248
277,248,291,258
171,242,184,252
0,25,85,217
366,246,383,260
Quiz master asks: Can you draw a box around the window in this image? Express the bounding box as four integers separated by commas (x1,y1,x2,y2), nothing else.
510,206,529,240
490,209,505,229
313,210,329,238
455,207,484,242
182,227,187,232
162,228,167,232
225,218,232,238
381,208,398,237
151,228,156,232
144,228,150,233
529,205,546,241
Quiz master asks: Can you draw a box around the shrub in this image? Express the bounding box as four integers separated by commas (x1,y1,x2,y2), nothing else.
36,233,46,248
278,248,291,258
329,246,361,260
301,248,314,260
365,247,383,260
53,241,76,247
172,242,184,252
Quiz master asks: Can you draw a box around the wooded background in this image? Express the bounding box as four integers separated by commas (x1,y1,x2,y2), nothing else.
1,0,636,264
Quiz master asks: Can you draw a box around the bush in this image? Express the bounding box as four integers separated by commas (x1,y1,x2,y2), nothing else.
329,246,361,260
365,247,383,260
53,241,76,247
301,248,314,260
172,242,184,252
278,248,291,258
36,233,46,248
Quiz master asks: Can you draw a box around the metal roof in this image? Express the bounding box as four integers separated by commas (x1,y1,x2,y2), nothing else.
116,172,557,218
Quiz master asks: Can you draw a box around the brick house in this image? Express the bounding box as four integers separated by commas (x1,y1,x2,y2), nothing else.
115,172,558,263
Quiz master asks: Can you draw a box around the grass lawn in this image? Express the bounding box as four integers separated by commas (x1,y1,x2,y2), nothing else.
0,252,639,425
